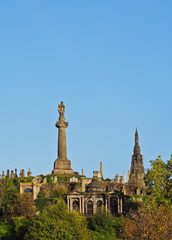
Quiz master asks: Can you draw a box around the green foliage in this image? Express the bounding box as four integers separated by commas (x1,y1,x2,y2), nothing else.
87,207,123,240
13,178,20,186
0,217,30,240
35,192,49,212
46,175,53,183
25,198,88,240
0,178,18,214
145,155,172,206
104,178,111,182
19,177,33,183
57,175,70,182
122,195,141,215
11,193,36,219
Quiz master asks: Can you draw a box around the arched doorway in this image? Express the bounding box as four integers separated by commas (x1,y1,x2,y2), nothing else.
110,197,118,214
87,200,93,214
97,200,102,209
73,200,79,211
24,188,32,193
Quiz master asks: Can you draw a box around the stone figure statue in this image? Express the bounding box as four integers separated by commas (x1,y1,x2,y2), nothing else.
58,101,65,120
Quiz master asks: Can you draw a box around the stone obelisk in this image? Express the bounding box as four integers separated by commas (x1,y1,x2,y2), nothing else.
52,101,73,175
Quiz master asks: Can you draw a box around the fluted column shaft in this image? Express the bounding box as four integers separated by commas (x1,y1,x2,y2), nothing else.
58,127,67,159
56,121,68,160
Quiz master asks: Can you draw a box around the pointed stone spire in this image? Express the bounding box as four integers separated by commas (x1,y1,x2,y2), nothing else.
134,128,140,154
135,128,139,144
128,129,145,189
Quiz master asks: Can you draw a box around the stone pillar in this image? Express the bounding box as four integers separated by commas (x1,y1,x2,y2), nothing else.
27,168,32,177
2,171,5,179
54,176,57,183
52,102,73,175
82,197,85,214
58,127,67,160
114,174,119,183
79,198,82,213
100,161,103,178
85,201,87,214
67,197,69,211
82,169,84,176
93,201,96,214
118,198,120,213
14,168,18,178
108,198,110,213
120,198,123,213
70,198,72,212
7,169,9,178
11,170,14,179
20,169,25,177
120,176,125,184
105,198,108,211
128,170,130,182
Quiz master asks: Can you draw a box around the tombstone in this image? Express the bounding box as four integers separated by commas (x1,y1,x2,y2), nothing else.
43,177,47,184
114,174,119,183
7,169,9,178
14,168,18,178
54,176,57,183
20,169,25,177
120,176,125,184
11,170,14,179
2,171,5,180
27,168,32,177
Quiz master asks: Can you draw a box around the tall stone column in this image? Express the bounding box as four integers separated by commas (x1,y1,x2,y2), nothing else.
52,101,73,175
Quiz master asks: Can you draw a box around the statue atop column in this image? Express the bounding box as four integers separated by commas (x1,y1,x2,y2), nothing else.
52,101,73,175
58,101,65,121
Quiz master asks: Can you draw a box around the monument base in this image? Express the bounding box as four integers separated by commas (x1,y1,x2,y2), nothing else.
52,158,73,175
52,168,73,175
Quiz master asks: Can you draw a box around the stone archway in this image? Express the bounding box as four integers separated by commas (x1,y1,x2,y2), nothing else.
24,188,32,193
87,200,93,214
110,197,118,214
73,200,79,211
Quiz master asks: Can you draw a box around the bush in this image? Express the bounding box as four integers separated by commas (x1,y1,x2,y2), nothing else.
11,193,36,219
24,198,88,240
0,217,30,240
87,207,123,240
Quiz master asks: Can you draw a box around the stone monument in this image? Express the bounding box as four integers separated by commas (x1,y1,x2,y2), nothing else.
128,129,145,188
52,101,73,175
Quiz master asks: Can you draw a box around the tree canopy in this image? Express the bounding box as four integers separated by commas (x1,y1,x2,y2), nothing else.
145,155,172,206
24,198,88,240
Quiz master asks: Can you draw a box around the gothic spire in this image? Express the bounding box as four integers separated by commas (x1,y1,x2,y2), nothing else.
135,128,139,145
128,129,145,189
134,128,140,154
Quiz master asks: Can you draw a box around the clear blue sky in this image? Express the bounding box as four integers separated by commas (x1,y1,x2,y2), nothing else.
0,1,172,179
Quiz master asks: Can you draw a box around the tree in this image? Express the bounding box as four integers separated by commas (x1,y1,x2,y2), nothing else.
87,207,123,240
122,202,172,240
0,217,30,240
24,198,88,240
145,155,172,206
11,193,36,219
0,178,18,215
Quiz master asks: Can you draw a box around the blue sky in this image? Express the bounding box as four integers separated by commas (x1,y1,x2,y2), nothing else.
0,1,172,179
